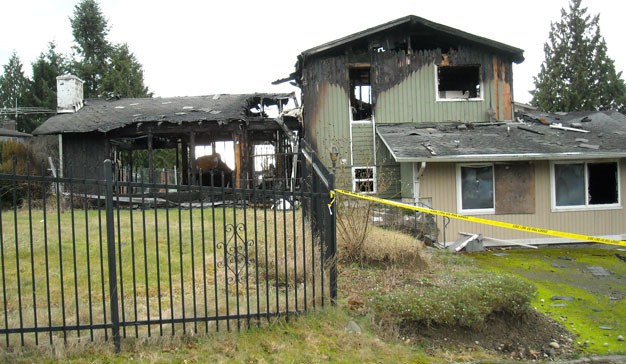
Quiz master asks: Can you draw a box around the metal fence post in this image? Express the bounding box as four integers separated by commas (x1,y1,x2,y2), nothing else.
328,173,337,304
104,160,121,352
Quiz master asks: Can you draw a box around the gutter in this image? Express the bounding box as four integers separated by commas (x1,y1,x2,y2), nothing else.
393,152,626,163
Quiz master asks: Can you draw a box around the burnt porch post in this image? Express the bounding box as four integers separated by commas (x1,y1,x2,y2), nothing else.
189,131,197,185
148,133,155,185
181,138,189,185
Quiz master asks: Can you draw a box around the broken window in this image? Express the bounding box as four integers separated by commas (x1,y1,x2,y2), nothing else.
458,164,494,213
349,67,372,121
353,167,375,193
553,162,619,208
437,65,481,100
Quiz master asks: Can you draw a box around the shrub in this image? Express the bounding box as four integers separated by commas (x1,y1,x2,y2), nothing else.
0,141,46,207
336,197,372,264
359,225,428,269
369,271,535,329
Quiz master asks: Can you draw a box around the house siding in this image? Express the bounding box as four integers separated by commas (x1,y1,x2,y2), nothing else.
302,57,350,168
375,56,513,124
351,123,375,166
62,133,108,191
419,159,626,242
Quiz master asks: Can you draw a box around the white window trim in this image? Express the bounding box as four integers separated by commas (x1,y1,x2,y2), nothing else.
434,65,484,102
456,163,495,215
352,166,377,194
348,98,373,125
550,161,622,212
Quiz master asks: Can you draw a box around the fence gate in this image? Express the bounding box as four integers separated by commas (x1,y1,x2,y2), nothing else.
0,148,336,351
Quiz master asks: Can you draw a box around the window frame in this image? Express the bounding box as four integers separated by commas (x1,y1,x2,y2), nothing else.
435,64,484,102
349,65,373,124
352,166,377,194
456,163,495,215
550,160,622,212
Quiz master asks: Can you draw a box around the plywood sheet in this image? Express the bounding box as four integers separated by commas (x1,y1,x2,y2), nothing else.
495,163,535,214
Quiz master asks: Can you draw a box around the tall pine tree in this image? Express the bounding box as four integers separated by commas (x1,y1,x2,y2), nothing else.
70,0,111,98
532,0,626,113
100,43,152,98
31,42,68,110
0,52,32,121
70,0,151,99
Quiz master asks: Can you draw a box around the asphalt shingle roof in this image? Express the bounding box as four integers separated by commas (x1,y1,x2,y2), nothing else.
33,93,294,135
377,110,626,162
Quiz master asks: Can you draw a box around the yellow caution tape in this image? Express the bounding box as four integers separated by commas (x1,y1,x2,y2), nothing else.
332,189,626,248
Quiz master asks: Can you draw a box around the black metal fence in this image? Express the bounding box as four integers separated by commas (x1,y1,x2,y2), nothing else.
0,148,336,351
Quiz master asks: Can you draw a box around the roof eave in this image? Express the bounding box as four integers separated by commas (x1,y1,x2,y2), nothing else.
300,15,524,63
393,152,626,163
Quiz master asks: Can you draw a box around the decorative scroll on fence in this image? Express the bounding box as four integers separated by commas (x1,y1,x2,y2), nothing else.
217,223,256,285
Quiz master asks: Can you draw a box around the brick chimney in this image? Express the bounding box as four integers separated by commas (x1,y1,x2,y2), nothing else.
57,75,84,113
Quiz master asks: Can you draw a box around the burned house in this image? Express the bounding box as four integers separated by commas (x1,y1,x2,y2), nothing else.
283,15,626,245
33,75,300,191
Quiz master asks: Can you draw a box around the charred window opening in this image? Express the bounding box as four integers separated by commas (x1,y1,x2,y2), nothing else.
553,162,619,208
246,96,294,118
349,67,372,121
437,65,481,99
353,167,375,193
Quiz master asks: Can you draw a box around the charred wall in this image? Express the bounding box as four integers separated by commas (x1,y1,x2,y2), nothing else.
301,55,350,157
62,133,108,182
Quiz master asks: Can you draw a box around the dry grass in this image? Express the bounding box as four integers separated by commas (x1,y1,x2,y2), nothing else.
361,225,428,269
0,206,331,349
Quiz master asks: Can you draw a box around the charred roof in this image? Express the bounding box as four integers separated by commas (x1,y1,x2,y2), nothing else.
299,15,524,62
377,110,626,162
33,93,296,135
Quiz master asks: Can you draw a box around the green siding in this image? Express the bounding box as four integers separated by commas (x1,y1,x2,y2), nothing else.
376,63,496,124
311,83,351,166
400,162,414,199
375,137,401,198
351,123,375,166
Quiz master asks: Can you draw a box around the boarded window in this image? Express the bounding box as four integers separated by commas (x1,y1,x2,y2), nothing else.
458,163,535,214
438,65,481,99
495,163,535,214
554,162,619,208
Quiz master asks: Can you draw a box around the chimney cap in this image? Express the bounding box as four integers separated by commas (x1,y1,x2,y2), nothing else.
57,74,84,83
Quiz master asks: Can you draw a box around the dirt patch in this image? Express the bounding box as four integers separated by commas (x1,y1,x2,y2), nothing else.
338,259,579,361
405,310,576,361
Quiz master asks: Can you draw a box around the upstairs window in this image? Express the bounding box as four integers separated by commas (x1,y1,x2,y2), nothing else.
553,162,620,210
437,65,481,100
349,67,372,121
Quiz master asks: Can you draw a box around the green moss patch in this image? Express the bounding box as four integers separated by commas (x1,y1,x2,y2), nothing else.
472,245,626,355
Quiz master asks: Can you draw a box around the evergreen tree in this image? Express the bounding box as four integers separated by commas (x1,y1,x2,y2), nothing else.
100,43,152,98
31,42,68,110
70,0,111,97
532,0,626,113
0,52,31,113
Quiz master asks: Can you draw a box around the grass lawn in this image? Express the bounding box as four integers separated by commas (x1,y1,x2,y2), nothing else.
471,244,626,355
0,206,327,347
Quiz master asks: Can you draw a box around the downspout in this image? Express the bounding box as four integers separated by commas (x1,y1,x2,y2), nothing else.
413,161,426,205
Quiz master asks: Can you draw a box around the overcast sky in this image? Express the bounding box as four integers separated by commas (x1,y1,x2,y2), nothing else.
1,0,625,104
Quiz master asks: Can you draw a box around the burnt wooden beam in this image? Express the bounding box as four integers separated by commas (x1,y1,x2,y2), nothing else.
181,138,189,185
189,132,197,185
148,133,155,184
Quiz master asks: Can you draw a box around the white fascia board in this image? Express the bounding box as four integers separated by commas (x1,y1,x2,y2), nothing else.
393,152,626,163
